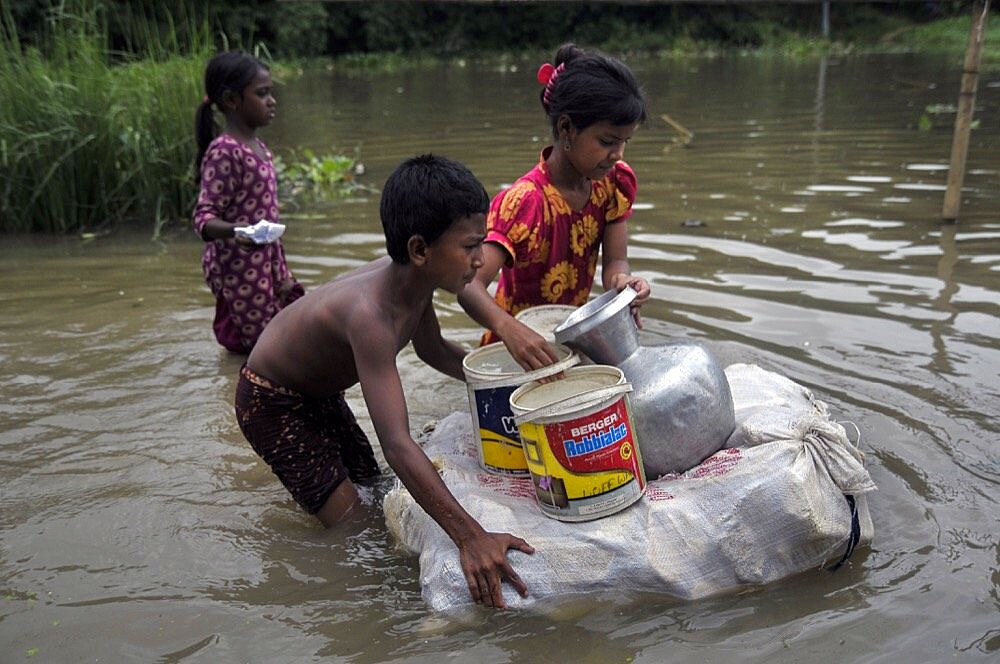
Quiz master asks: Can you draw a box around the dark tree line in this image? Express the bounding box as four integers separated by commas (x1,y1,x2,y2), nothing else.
8,1,966,59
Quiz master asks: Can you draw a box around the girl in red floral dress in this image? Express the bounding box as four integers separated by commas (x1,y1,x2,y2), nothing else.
458,43,651,370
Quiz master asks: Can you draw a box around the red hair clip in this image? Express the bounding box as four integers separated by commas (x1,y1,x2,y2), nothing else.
536,62,555,85
539,63,565,109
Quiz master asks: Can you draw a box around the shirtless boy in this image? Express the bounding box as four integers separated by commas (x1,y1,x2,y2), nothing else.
235,154,533,608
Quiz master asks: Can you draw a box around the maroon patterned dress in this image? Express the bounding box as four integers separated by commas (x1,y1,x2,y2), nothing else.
193,134,303,353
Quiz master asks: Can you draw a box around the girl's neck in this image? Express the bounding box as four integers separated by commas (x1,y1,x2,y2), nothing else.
545,145,588,192
545,144,591,208
223,117,257,145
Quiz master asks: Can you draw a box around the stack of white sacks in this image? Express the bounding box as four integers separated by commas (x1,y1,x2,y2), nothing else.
384,363,876,611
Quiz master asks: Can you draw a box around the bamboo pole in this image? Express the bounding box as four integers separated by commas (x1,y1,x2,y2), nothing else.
942,0,990,221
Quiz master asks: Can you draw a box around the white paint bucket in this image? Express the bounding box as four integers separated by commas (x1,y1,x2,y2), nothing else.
509,365,646,521
462,342,578,475
514,305,577,343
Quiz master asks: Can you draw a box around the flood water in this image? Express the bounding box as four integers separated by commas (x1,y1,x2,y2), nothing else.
2,54,998,662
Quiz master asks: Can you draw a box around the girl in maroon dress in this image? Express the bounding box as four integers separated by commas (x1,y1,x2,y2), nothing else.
192,51,303,354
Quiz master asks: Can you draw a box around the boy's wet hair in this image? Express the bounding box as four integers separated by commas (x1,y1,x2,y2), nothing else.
380,154,489,264
193,51,269,183
542,43,647,135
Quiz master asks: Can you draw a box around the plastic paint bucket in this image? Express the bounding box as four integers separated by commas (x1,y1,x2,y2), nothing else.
462,342,578,475
514,305,577,343
509,365,646,521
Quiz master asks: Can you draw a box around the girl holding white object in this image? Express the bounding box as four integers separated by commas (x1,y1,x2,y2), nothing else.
192,51,303,354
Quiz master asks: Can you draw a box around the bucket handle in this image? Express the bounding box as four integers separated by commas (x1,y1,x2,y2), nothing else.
513,383,633,425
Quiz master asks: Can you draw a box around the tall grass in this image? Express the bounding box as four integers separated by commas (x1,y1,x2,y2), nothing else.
0,2,210,234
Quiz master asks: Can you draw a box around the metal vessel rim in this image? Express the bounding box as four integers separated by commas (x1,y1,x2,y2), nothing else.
553,286,638,342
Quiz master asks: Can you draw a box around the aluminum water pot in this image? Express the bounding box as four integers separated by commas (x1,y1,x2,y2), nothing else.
553,286,736,478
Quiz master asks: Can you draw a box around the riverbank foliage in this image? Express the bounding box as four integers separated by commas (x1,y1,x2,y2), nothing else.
878,13,1000,63
10,0,990,61
0,2,360,235
0,3,210,234
3,1,995,234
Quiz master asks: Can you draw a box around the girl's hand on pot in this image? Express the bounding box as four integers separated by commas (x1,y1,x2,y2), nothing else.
612,274,650,328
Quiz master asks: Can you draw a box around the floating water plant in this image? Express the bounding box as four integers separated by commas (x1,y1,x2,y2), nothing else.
274,148,375,206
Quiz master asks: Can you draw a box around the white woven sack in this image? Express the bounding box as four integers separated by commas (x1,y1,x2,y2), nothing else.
383,363,876,612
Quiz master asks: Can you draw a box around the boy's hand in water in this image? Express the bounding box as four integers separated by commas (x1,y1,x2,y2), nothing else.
459,530,534,608
611,273,651,329
497,318,562,372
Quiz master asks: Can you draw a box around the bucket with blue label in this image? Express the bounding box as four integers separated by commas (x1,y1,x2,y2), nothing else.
462,342,578,475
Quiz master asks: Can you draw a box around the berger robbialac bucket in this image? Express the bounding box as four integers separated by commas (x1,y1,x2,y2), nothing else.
462,342,578,475
509,365,647,522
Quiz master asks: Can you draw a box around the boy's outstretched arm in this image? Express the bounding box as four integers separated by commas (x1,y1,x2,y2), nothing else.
352,317,534,608
457,242,561,371
410,299,466,381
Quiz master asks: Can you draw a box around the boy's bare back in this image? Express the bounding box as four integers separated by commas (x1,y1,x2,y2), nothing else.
247,257,432,398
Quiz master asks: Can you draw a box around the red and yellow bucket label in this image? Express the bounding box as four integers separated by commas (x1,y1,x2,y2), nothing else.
511,368,646,521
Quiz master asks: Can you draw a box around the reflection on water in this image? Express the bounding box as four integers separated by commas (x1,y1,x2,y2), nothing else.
1,54,998,661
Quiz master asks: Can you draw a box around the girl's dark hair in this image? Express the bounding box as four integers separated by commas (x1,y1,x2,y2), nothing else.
193,51,268,183
380,154,489,264
541,43,647,136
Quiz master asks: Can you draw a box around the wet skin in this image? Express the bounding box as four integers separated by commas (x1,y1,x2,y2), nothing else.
245,212,533,608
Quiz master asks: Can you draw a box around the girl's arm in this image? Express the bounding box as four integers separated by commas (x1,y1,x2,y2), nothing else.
457,243,561,371
199,219,254,246
192,144,254,246
601,221,650,327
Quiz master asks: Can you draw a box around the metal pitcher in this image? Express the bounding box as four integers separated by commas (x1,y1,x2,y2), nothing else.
554,286,736,478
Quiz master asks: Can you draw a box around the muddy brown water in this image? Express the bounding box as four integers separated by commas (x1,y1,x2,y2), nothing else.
1,55,997,662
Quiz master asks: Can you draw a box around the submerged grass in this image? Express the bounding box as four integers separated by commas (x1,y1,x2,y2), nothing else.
274,147,371,210
0,2,209,235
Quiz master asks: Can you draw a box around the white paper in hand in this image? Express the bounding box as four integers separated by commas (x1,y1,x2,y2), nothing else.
234,220,286,244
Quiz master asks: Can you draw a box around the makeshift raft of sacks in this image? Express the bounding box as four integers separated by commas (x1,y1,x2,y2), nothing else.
383,288,876,611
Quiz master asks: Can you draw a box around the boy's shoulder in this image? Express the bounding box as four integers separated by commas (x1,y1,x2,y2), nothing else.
319,259,403,325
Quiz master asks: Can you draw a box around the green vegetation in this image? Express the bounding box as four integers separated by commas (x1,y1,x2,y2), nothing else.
8,1,990,62
0,2,360,235
878,14,1000,64
275,148,371,208
0,2,210,234
2,1,995,234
